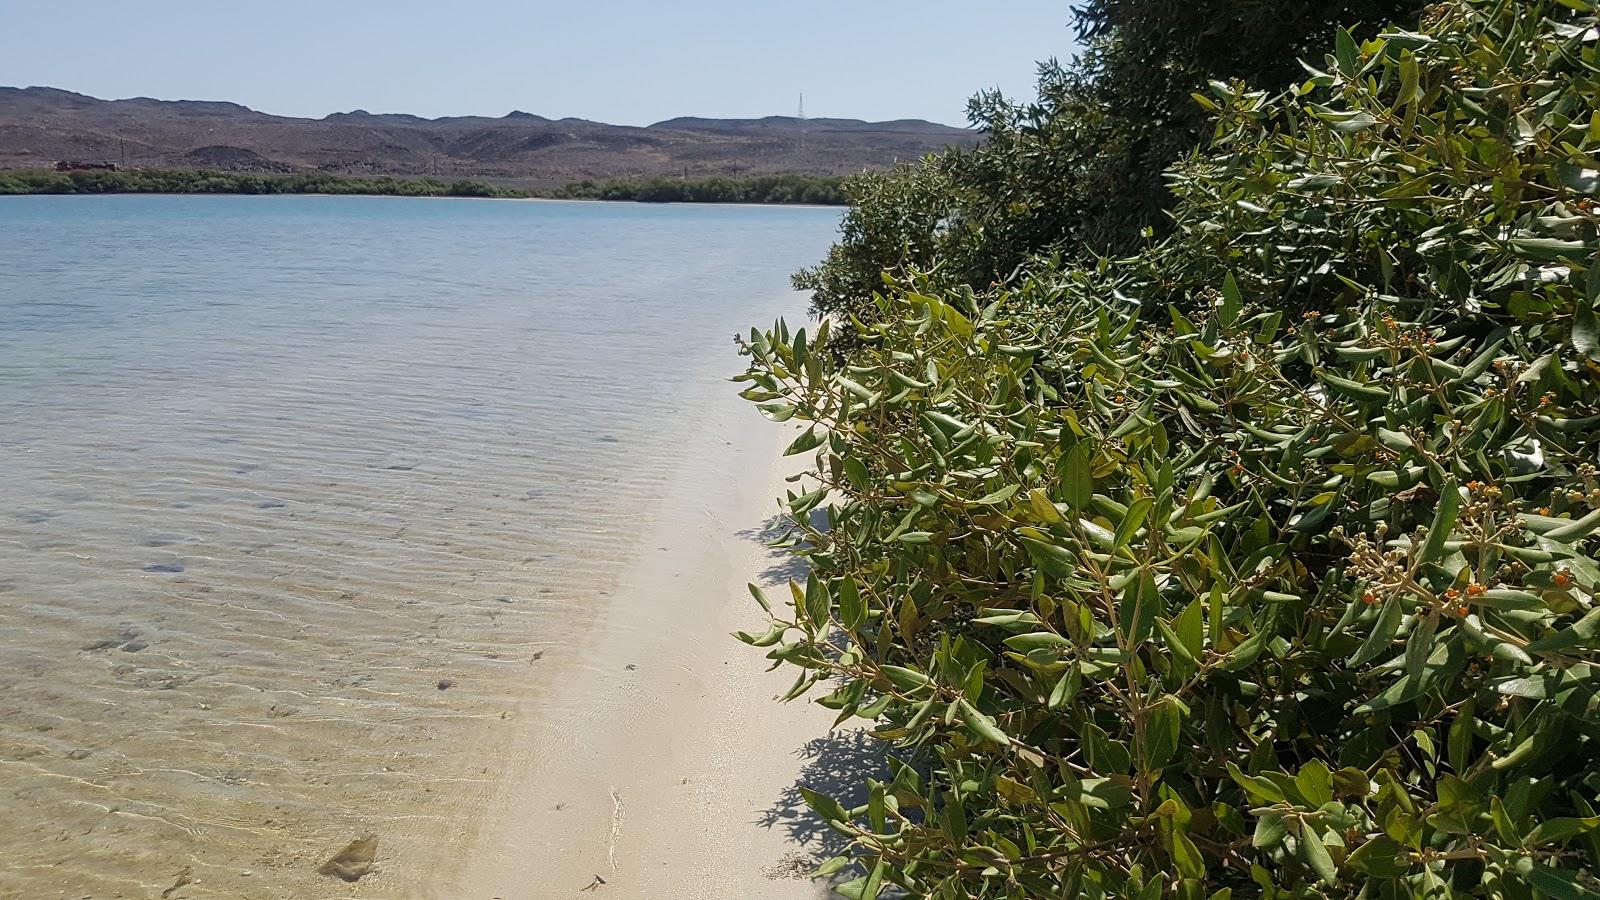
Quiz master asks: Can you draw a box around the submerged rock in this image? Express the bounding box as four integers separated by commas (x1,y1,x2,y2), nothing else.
81,628,141,652
317,835,378,882
160,866,194,898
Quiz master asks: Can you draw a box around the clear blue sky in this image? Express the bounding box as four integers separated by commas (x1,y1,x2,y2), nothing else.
2,1,1077,126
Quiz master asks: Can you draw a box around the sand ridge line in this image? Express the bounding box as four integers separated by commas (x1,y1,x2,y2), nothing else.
607,787,624,874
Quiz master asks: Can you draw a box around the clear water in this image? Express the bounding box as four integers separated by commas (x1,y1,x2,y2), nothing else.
0,195,837,898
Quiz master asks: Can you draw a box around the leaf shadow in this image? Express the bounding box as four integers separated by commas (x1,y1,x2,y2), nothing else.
737,510,824,585
757,730,891,880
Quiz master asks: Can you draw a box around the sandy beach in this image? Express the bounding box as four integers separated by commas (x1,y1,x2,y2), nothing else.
451,337,849,899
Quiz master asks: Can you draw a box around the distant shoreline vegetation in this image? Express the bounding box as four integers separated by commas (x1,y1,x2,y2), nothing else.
0,168,849,206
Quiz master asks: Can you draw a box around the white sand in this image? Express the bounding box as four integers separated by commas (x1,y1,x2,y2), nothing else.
452,359,851,899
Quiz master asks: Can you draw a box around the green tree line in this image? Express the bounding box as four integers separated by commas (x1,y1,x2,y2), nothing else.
554,173,846,205
739,0,1600,897
0,168,848,205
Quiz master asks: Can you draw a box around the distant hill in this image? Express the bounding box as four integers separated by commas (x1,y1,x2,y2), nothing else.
647,116,967,136
0,87,980,187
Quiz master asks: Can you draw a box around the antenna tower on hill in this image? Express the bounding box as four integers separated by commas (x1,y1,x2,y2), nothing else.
798,93,807,156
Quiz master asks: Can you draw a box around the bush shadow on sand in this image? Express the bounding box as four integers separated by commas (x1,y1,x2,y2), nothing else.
739,509,902,892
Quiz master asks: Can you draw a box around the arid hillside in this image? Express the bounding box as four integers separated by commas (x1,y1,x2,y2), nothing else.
0,87,979,186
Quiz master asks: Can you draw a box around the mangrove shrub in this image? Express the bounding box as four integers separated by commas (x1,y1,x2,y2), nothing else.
738,1,1600,896
794,0,1425,331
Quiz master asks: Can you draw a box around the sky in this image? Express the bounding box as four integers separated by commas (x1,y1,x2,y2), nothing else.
1,1,1078,127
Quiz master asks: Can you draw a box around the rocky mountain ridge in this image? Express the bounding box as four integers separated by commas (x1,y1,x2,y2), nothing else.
0,87,979,186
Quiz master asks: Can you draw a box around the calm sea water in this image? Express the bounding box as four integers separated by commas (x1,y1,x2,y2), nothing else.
0,195,838,898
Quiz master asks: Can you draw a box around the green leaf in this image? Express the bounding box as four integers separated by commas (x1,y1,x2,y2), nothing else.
1175,598,1204,660
975,484,1020,505
1061,441,1093,511
1221,627,1267,671
734,621,788,647
1220,272,1244,325
1544,507,1600,543
1113,497,1153,551
747,583,773,616
1335,27,1359,76
757,402,797,422
1143,696,1181,771
1048,666,1079,709
1029,488,1064,523
799,786,849,824
1253,814,1287,849
1525,817,1600,847
1004,632,1073,652
1227,762,1285,804
859,857,885,900
1020,535,1076,577
866,780,886,833
784,426,824,456
1299,826,1338,885
1576,304,1600,362
788,486,827,516
1332,767,1369,799
1295,760,1334,807
855,692,893,720
1318,369,1390,403
811,855,851,878
837,577,866,631
1527,866,1600,900
1347,834,1411,877
841,455,869,491
1349,596,1403,666
1526,607,1600,654
1421,477,1461,562
804,573,831,627
1120,569,1162,647
942,791,969,843
1155,616,1198,667
1512,237,1591,261
1448,700,1475,774
1169,305,1199,336
880,666,931,691
1398,53,1420,107
959,699,1011,746
1172,830,1205,879
1328,111,1379,134
1358,639,1461,714
1563,165,1600,195
835,376,879,403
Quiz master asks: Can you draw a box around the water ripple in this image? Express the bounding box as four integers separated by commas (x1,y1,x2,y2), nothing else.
0,195,837,898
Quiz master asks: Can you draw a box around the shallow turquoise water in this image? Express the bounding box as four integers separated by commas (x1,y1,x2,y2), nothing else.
0,195,837,897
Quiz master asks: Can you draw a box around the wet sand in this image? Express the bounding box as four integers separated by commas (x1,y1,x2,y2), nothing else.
455,372,847,899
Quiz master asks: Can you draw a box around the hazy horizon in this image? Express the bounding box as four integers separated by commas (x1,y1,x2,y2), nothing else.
2,1,1077,129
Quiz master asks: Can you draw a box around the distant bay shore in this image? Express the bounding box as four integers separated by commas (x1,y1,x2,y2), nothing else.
0,167,850,205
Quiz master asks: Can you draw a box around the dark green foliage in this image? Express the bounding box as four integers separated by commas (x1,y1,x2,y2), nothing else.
554,173,847,205
0,168,499,198
796,0,1425,329
0,168,848,205
739,2,1600,896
